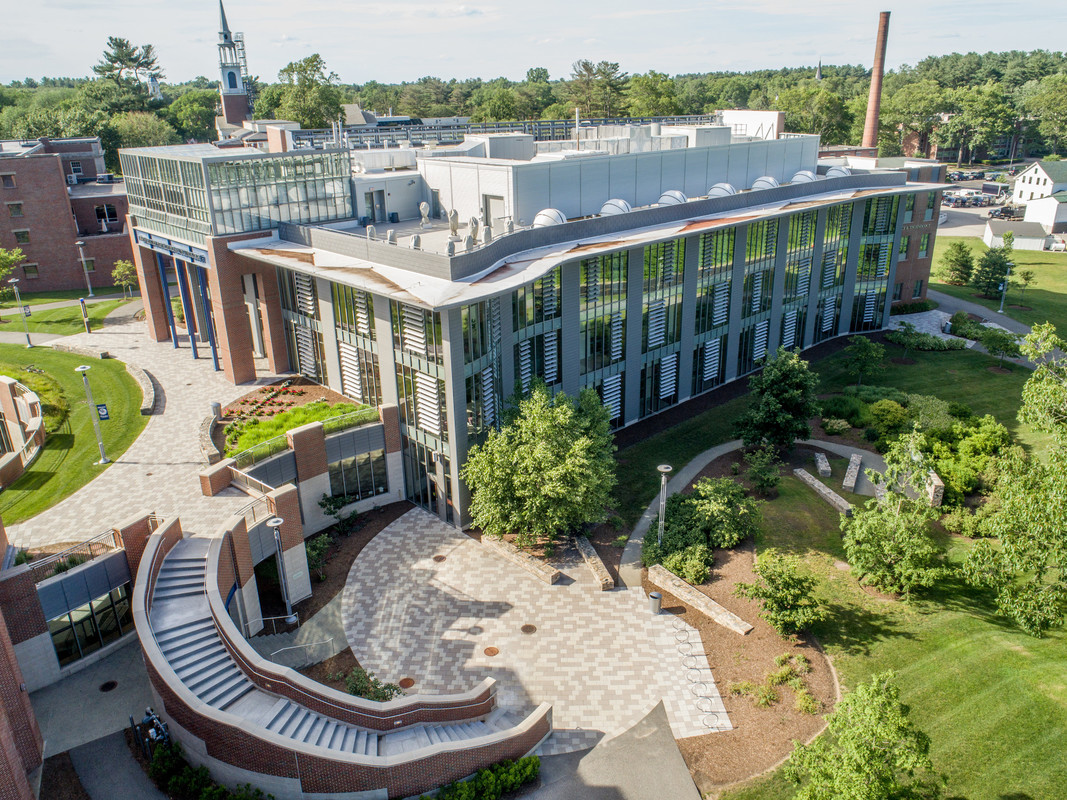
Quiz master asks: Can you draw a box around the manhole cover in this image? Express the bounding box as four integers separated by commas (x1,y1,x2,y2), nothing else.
483,647,499,657
99,680,118,693
468,626,483,635
398,677,415,689
432,555,446,563
521,624,537,635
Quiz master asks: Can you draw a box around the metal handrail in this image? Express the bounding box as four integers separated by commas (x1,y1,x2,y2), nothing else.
230,433,289,469
237,496,272,528
245,613,300,637
270,638,333,667
230,467,274,497
30,529,122,583
321,408,380,435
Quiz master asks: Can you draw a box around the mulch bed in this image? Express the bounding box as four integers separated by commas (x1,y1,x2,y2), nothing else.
987,366,1013,374
255,501,413,626
211,376,354,455
39,752,92,800
890,356,917,365
638,449,839,796
299,648,362,692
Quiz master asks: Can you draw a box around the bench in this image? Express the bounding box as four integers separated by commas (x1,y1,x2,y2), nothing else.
814,451,831,477
125,362,156,415
480,536,560,584
842,453,863,492
794,468,853,517
574,534,614,590
647,564,752,635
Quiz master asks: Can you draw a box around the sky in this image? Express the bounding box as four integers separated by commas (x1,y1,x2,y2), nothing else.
2,0,1065,86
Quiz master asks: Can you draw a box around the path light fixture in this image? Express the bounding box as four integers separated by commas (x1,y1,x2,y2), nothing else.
8,278,31,347
75,365,108,464
998,261,1014,313
657,464,673,547
75,240,94,297
267,517,299,626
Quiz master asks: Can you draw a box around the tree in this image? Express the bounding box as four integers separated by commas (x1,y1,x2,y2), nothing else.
593,61,628,117
970,246,1012,297
842,335,885,387
842,432,945,599
1016,268,1036,301
625,71,679,117
785,672,943,800
937,240,974,285
274,54,343,129
735,549,825,635
461,383,616,547
111,259,137,298
1023,73,1067,154
568,60,597,115
745,443,782,496
92,36,163,89
775,86,851,144
893,321,923,362
981,327,1021,367
166,89,218,141
735,347,820,452
963,325,1067,636
106,111,180,149
942,82,1016,165
883,80,949,156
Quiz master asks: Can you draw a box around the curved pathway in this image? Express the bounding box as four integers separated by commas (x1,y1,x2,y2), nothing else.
7,316,282,549
619,439,887,589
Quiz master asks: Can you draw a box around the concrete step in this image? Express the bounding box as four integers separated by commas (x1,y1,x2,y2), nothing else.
200,670,249,707
173,648,230,680
214,679,254,711
159,629,220,659
153,586,205,601
168,641,227,672
154,618,214,646
183,658,240,692
273,705,306,737
264,699,292,731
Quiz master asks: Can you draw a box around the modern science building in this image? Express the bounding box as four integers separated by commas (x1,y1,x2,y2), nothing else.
121,121,942,527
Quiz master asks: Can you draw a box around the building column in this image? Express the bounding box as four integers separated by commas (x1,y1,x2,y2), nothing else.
622,246,645,426
803,208,829,349
676,234,701,403
252,267,290,375
286,421,330,533
174,260,199,360
130,238,171,342
204,261,256,384
267,485,312,605
155,254,179,349
192,266,221,371
228,519,262,637
441,310,464,526
883,198,908,328
373,296,399,408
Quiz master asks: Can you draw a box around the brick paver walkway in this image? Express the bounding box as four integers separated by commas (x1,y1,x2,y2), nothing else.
341,509,731,756
7,318,281,549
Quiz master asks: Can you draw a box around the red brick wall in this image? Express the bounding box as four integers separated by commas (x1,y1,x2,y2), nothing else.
130,237,171,342
287,423,327,481
0,612,43,779
893,190,941,306
200,459,237,497
228,518,255,588
114,514,153,581
0,568,46,646
0,711,33,800
0,518,8,554
267,486,304,551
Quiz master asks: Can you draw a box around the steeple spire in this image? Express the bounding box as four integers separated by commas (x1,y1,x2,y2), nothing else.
219,1,232,41
815,60,823,81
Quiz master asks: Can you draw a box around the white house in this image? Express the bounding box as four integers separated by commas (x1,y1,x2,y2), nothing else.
1023,190,1067,234
983,220,1050,251
1013,160,1067,205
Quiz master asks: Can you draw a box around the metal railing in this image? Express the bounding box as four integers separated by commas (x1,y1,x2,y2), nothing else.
322,408,380,436
29,529,122,583
231,433,289,470
270,638,333,668
245,613,300,637
230,467,274,497
238,497,273,528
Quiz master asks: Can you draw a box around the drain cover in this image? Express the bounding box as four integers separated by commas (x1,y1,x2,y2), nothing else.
468,625,483,635
399,677,415,689
99,680,118,693
483,647,499,657
521,624,537,635
432,555,446,563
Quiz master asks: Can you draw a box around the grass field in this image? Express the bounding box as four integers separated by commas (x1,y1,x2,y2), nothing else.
0,346,148,524
930,235,1067,332
721,476,1067,800
0,300,127,337
0,285,132,309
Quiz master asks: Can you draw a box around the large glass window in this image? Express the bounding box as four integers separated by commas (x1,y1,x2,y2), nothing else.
580,252,627,375
392,302,444,365
48,584,132,666
332,284,375,339
642,240,686,352
328,449,389,501
513,267,561,330
742,220,777,319
462,301,492,364
694,229,733,336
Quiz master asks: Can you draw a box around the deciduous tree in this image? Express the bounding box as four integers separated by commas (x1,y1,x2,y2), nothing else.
842,335,885,387
461,383,616,546
734,347,820,451
735,549,825,635
785,672,943,800
273,54,343,129
111,259,137,298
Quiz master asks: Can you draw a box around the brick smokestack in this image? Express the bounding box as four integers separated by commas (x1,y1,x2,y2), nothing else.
862,11,891,150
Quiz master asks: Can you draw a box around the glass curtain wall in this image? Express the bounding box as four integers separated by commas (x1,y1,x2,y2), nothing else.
48,584,133,667
579,253,627,424
781,211,817,350
332,283,381,406
462,299,501,445
692,229,733,395
512,267,563,393
814,203,852,343
119,153,213,243
640,240,686,418
851,197,898,332
737,220,778,374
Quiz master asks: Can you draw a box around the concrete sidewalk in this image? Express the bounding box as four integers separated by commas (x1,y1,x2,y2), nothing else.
69,731,167,800
928,289,1032,336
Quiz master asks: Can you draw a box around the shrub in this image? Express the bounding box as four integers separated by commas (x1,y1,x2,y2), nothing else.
869,399,909,437
949,311,986,341
820,395,872,429
754,684,779,707
906,394,956,433
13,549,32,565
821,418,851,435
662,544,712,584
148,743,187,787
864,427,879,442
305,533,330,581
423,756,540,800
948,402,973,420
167,765,213,800
735,549,826,635
642,478,762,565
884,329,967,351
337,666,403,702
889,299,936,315
794,688,820,714
746,443,782,496
844,385,909,406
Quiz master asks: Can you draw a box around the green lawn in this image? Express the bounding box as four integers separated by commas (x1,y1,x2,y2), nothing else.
0,300,127,337
722,477,1067,800
0,285,133,309
930,235,1067,332
0,346,148,525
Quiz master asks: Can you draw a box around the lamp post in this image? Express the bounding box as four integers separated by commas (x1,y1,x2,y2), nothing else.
75,240,93,298
267,517,299,626
74,365,108,464
7,278,31,348
998,261,1014,313
656,464,673,546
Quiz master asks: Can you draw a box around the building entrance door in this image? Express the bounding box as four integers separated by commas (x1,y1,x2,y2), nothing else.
364,190,387,223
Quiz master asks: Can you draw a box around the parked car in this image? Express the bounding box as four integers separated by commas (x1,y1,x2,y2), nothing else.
989,206,1023,220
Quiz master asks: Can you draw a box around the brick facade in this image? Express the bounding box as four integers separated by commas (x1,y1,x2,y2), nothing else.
893,190,942,306
0,611,43,792
287,422,327,481
200,458,237,497
113,513,155,580
0,139,133,292
0,567,46,646
266,485,303,551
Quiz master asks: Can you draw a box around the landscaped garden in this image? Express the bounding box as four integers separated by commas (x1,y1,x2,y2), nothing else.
0,345,148,523
0,300,128,337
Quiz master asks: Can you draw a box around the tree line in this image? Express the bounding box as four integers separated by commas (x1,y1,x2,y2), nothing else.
3,42,1067,170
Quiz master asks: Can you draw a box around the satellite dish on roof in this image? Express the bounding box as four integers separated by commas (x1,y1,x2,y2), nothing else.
600,198,632,216
751,176,780,191
657,190,688,206
826,166,852,178
532,208,567,227
707,182,737,197
791,170,817,183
